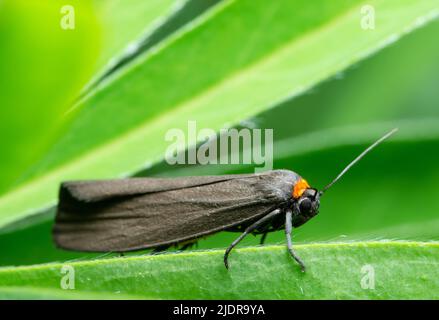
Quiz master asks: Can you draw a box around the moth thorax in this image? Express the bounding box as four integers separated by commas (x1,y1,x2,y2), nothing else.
292,178,310,199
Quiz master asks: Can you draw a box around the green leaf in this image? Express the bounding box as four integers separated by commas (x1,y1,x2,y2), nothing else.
93,0,178,71
86,0,180,89
1,0,438,231
0,286,142,300
0,242,437,299
0,0,100,194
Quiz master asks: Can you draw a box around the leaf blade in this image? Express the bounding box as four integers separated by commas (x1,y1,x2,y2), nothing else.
0,241,437,299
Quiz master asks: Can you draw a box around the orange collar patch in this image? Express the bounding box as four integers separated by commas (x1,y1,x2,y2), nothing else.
293,178,310,199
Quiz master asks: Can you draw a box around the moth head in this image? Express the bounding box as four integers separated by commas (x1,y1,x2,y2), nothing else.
292,179,320,227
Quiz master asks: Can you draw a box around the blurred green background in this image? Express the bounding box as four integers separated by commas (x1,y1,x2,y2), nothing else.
0,0,438,299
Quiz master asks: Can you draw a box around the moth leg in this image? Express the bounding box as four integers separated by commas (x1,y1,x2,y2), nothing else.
180,241,198,251
260,232,268,245
285,209,306,272
151,244,171,254
224,208,282,269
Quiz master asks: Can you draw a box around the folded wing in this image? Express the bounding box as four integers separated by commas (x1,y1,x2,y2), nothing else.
53,170,298,252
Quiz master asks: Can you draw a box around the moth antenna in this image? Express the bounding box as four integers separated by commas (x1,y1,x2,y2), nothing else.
319,128,398,195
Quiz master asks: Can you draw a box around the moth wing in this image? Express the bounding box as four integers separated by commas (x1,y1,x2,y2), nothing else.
60,174,251,203
53,170,299,252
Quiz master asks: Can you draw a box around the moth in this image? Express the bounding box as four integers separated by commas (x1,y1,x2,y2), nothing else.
53,129,397,271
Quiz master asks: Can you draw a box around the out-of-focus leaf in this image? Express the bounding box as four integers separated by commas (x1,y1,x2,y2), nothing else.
0,0,100,194
88,0,221,90
92,0,178,73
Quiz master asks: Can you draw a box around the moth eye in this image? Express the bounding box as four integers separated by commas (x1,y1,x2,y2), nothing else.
299,198,312,213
